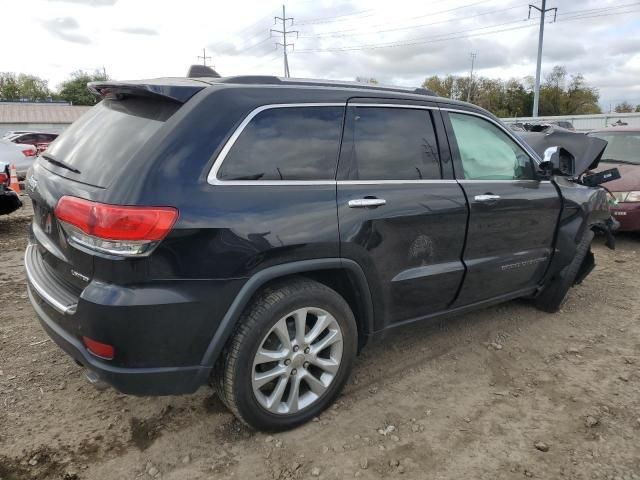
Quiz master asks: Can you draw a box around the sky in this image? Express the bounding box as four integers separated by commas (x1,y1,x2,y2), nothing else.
1,0,639,112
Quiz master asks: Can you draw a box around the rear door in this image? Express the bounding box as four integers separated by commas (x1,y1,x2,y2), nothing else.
442,108,561,306
336,100,468,326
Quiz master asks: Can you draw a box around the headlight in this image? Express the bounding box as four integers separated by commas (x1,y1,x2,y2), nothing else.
613,191,640,202
612,192,629,202
626,191,640,202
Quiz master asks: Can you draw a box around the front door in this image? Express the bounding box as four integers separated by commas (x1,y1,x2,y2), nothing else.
442,109,562,306
336,100,468,326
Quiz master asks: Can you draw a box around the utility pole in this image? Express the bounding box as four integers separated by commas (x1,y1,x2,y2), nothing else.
271,5,298,78
529,1,557,117
197,48,212,67
467,52,477,103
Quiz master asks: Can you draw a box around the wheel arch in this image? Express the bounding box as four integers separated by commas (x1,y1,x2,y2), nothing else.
199,258,375,368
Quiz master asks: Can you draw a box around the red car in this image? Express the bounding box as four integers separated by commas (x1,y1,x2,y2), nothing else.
588,127,640,231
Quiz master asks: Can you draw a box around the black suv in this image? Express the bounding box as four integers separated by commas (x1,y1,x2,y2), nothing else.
25,76,612,430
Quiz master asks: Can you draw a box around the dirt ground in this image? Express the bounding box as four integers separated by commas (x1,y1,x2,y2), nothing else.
1,198,639,480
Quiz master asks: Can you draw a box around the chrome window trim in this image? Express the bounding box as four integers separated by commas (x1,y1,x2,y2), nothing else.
206,103,346,186
337,179,457,185
349,103,437,110
457,179,551,184
207,102,442,186
442,107,541,166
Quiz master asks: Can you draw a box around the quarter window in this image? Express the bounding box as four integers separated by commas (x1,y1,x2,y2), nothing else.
338,106,441,180
217,106,344,181
449,113,534,180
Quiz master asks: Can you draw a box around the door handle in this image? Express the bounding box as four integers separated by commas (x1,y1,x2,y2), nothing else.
474,194,501,201
348,198,386,208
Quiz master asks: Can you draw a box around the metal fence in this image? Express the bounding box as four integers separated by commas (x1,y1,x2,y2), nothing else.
501,112,640,131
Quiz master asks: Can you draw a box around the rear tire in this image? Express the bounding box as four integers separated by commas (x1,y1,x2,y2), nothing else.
535,230,594,313
215,278,357,431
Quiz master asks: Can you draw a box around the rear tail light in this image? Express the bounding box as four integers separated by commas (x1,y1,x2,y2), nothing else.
82,336,114,360
22,148,36,157
54,196,178,257
0,172,8,184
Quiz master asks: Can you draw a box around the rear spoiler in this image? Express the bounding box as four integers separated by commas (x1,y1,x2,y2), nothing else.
88,78,209,103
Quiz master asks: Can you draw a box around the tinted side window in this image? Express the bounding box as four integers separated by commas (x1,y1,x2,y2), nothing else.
339,106,441,180
449,113,534,180
218,106,344,181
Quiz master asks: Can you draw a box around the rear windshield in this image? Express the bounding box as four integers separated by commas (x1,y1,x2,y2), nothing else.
43,97,179,187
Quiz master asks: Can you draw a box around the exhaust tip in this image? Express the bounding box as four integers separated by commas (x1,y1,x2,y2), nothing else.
84,369,109,391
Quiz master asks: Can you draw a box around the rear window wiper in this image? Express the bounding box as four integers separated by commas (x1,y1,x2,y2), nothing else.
41,153,81,174
223,173,265,180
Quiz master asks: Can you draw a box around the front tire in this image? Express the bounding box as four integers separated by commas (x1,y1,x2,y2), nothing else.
215,278,357,431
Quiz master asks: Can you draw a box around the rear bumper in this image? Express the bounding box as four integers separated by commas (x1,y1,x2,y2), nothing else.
611,202,640,231
24,243,241,395
28,284,210,395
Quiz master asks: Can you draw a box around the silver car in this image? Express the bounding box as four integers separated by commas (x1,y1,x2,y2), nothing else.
0,140,37,179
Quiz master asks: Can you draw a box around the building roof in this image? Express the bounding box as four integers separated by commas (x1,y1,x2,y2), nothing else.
0,102,91,124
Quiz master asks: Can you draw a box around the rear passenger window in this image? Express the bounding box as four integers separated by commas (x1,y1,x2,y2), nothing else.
338,106,441,180
217,106,343,181
449,112,534,180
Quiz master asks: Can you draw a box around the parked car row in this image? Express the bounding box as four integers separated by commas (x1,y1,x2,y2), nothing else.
0,131,59,179
588,127,640,232
0,162,22,216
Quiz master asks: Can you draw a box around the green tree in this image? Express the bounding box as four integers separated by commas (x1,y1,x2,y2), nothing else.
636,104,640,112
58,70,109,106
614,101,634,113
421,65,600,117
355,77,379,84
0,72,52,101
562,73,600,114
423,74,457,98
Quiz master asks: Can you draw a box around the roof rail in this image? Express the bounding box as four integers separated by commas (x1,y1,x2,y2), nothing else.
215,76,438,97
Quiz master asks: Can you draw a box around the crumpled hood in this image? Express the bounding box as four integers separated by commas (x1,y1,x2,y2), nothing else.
518,127,608,176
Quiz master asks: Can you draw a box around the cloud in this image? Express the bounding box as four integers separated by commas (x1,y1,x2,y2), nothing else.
116,27,158,35
42,17,91,44
48,0,117,5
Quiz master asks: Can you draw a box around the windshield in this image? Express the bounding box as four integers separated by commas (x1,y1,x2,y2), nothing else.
588,131,640,164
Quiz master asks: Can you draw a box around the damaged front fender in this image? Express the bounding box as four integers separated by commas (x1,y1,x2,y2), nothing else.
542,176,615,288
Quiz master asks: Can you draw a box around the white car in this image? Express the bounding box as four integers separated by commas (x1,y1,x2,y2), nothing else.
0,140,37,179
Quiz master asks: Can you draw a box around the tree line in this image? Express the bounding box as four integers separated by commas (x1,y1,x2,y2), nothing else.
2,65,640,115
422,65,639,117
0,70,108,106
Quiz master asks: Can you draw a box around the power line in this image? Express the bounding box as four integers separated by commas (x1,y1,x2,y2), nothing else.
296,17,534,52
271,4,298,78
299,0,500,37
294,3,638,54
207,9,276,52
298,3,526,39
294,8,376,26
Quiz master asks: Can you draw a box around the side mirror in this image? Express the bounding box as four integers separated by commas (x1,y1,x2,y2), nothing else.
538,146,575,176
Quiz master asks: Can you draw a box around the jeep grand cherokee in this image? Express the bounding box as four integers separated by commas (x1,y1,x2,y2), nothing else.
25,76,612,430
